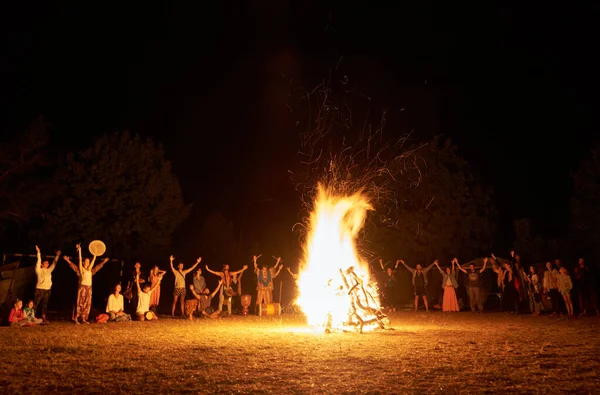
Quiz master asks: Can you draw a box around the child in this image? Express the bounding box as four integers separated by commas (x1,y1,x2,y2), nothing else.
23,300,43,325
8,299,29,327
557,267,574,317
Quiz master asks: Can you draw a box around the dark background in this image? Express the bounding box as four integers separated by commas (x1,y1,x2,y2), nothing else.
1,2,598,257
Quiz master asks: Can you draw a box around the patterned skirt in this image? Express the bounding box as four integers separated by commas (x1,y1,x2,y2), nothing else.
76,285,92,320
184,299,198,316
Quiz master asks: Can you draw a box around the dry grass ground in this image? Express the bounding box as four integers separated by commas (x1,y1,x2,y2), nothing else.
0,312,599,394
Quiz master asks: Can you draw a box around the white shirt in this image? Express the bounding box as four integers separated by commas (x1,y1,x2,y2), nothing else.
137,291,151,314
35,260,56,290
106,294,124,313
81,268,92,286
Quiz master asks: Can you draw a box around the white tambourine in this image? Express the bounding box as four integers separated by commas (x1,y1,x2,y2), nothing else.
88,240,106,256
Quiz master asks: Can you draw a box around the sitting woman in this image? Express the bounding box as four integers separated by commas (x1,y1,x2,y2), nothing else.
8,299,30,327
135,274,161,321
23,300,43,325
106,284,132,322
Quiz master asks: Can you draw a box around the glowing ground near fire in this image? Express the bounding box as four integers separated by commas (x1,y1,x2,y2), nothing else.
1,314,598,393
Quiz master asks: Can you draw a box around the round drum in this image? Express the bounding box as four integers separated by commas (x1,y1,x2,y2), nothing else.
145,311,155,320
259,303,281,316
241,294,252,308
88,240,106,256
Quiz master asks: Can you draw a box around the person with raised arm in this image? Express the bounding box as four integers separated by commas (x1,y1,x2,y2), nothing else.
106,284,131,322
64,244,109,324
148,265,167,312
33,245,60,324
379,259,400,312
253,255,283,312
136,273,162,321
435,258,460,312
399,259,436,312
455,257,488,313
205,262,248,315
170,255,201,317
198,280,223,319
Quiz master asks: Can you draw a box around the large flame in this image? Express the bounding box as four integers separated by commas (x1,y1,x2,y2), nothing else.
296,185,385,332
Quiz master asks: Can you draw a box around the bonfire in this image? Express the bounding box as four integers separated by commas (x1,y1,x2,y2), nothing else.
296,185,389,333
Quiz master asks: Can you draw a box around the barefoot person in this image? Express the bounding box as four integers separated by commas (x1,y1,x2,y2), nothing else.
33,245,60,324
205,262,248,315
184,283,202,320
199,280,223,319
23,300,43,325
456,257,488,313
136,273,161,321
64,244,109,324
106,284,131,322
170,255,201,317
399,259,436,312
148,265,166,312
435,259,460,312
253,255,283,312
557,267,574,317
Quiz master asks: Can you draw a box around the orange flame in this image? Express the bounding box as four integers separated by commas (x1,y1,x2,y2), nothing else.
296,185,384,332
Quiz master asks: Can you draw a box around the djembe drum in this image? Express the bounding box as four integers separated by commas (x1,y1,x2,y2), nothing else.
240,294,251,316
88,240,106,256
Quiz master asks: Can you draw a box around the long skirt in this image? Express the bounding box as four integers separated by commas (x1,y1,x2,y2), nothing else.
442,286,459,312
149,284,161,307
76,285,92,321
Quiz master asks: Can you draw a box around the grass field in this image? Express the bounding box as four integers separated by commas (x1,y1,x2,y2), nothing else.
1,312,599,394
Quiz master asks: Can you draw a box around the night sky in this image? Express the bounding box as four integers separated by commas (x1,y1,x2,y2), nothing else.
1,2,597,251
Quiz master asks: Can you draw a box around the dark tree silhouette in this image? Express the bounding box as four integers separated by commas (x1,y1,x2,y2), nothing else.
0,116,52,229
570,145,600,259
367,136,497,263
43,131,191,257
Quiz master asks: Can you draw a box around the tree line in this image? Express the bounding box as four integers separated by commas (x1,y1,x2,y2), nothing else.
1,117,599,266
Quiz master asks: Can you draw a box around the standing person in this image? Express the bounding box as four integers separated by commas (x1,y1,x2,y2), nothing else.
557,267,574,317
574,258,599,316
253,255,283,312
399,259,436,312
170,255,201,317
379,259,399,312
456,258,488,313
106,284,131,322
524,265,544,315
148,265,166,312
206,262,248,315
64,244,109,324
543,261,560,316
501,262,520,314
435,259,460,312
33,245,60,324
